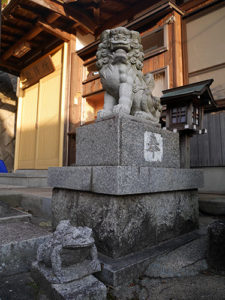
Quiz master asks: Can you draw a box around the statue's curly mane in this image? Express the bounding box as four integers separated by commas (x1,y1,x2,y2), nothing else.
96,27,162,125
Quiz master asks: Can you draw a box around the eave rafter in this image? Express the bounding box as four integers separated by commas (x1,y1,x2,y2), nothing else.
37,19,71,41
1,24,25,36
16,4,39,19
29,0,96,34
1,12,60,61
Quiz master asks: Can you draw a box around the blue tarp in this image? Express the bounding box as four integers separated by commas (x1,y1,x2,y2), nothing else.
0,160,8,173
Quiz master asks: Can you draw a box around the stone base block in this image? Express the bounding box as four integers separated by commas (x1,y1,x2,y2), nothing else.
95,229,205,287
31,259,101,284
52,189,199,258
31,262,107,300
48,166,203,195
76,114,180,168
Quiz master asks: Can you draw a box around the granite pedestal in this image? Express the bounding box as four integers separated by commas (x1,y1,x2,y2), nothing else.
49,114,203,284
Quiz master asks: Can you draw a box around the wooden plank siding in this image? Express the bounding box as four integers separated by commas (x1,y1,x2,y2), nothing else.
190,111,225,167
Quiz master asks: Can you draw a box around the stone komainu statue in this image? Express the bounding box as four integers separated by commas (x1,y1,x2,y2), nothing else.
96,27,162,124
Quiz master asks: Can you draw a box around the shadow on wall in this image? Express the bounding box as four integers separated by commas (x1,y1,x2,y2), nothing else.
0,71,17,172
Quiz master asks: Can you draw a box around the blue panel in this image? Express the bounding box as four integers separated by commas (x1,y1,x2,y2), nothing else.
0,160,8,173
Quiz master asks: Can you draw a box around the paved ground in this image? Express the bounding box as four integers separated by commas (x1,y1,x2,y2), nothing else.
111,272,225,300
1,271,225,300
0,272,38,300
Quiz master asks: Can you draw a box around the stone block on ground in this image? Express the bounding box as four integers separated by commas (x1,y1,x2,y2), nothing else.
51,275,107,300
0,222,51,277
32,262,106,300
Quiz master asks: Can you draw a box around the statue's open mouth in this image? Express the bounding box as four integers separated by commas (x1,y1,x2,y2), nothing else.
111,43,130,52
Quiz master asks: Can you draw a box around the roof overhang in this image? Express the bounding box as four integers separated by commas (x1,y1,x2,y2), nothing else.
0,0,184,75
161,79,217,107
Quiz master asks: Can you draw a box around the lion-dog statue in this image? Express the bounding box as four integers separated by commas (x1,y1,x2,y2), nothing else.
96,27,162,124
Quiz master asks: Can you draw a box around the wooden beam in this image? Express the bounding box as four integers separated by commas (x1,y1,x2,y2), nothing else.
62,5,96,35
17,4,39,19
1,24,24,35
95,0,169,36
1,33,16,42
0,42,11,48
37,20,71,41
18,3,41,17
0,59,20,73
1,31,21,38
63,0,78,3
2,26,42,61
2,13,60,61
29,0,96,34
8,14,32,27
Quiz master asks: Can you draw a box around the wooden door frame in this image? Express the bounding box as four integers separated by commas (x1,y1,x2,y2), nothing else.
14,44,68,171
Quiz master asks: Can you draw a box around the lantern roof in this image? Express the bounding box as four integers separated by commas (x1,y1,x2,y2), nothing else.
161,79,216,107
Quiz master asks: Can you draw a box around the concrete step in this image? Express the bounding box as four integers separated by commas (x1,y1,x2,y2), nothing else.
0,170,49,187
199,193,225,215
0,186,52,219
0,209,32,224
0,220,51,277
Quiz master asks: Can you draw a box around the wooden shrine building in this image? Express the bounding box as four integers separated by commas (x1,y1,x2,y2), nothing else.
0,0,225,193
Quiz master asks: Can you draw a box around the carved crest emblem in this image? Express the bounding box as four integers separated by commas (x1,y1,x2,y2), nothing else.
144,132,163,162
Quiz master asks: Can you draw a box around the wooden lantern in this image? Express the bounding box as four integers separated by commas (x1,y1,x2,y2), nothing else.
161,79,216,133
160,79,216,168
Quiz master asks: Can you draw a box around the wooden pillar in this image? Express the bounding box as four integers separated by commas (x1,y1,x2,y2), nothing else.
179,132,191,168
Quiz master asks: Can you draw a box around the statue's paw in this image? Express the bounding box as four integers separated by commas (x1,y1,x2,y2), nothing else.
113,104,130,115
97,110,112,120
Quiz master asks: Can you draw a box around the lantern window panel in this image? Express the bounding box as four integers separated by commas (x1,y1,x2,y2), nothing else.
192,106,200,126
171,106,187,124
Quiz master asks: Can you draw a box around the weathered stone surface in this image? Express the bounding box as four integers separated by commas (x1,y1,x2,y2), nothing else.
52,189,199,258
0,233,50,277
0,272,38,300
48,166,203,195
51,275,107,300
145,236,207,278
32,263,107,300
48,166,92,191
110,274,225,300
76,114,180,168
207,220,225,273
95,230,204,287
36,220,101,283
